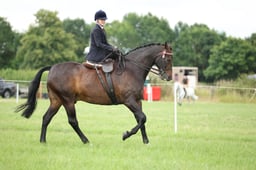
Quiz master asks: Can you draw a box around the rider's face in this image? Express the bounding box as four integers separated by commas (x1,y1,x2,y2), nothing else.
98,19,106,27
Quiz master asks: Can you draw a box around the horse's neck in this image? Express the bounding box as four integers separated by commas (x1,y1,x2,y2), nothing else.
123,56,152,82
124,46,161,80
126,49,156,67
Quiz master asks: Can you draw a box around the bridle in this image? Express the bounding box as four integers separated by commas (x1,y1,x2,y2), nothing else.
155,50,172,77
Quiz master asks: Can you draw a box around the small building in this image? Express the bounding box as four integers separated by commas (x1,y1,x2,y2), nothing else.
172,66,198,88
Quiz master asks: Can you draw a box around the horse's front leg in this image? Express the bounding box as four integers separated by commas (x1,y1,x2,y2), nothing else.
123,99,149,144
137,100,149,144
139,124,149,144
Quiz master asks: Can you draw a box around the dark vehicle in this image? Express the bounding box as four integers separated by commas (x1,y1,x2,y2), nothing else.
0,78,17,98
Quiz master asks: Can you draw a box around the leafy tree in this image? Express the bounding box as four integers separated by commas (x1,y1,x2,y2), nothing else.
174,22,190,39
246,33,256,47
108,13,175,52
63,18,91,61
246,33,256,73
204,37,256,81
107,19,140,52
173,23,224,81
16,9,78,69
0,17,18,68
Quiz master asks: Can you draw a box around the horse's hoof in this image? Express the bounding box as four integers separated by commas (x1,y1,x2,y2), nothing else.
122,131,129,141
143,139,149,144
82,140,90,144
40,139,46,143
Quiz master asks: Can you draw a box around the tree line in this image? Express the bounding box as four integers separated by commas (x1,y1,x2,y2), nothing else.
1,9,255,82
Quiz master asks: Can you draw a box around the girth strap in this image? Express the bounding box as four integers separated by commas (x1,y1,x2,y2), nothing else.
94,66,118,104
105,73,117,104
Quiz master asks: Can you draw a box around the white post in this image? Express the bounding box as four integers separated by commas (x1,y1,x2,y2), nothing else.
147,83,152,102
173,82,178,133
16,83,19,103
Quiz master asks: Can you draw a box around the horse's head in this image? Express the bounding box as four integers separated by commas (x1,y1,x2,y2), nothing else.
124,42,173,81
154,42,173,81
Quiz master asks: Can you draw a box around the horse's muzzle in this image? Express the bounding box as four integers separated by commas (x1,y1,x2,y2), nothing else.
166,76,172,81
160,72,172,81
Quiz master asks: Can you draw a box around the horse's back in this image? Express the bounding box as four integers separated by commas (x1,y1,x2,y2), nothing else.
50,61,82,72
48,62,83,80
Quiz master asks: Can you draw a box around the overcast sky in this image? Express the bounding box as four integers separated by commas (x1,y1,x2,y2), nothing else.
1,0,255,38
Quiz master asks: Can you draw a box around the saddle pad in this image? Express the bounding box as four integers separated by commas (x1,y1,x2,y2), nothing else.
83,61,102,69
82,61,113,73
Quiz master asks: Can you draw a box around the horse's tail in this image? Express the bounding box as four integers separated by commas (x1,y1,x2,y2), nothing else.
15,66,52,118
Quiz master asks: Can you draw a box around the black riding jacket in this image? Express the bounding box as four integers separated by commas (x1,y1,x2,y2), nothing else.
86,24,114,62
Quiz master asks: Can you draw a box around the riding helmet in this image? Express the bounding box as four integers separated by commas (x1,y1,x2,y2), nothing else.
94,10,107,21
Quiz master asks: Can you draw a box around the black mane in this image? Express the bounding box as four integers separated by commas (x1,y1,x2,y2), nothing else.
124,43,163,56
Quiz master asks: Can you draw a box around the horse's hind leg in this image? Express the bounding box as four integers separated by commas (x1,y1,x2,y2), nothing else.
63,103,89,144
40,102,61,143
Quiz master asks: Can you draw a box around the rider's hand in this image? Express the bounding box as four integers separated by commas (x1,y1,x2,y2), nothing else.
113,47,119,52
113,47,122,55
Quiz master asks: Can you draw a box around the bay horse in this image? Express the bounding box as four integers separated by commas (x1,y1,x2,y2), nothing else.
16,42,173,144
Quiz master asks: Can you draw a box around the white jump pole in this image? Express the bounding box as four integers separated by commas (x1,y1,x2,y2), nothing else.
16,83,19,103
173,82,178,133
147,83,152,102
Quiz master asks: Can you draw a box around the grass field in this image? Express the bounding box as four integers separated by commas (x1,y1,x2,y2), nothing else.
0,99,255,170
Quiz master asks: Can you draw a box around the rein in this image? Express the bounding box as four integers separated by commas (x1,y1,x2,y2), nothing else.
99,46,172,77
126,51,172,76
128,59,160,76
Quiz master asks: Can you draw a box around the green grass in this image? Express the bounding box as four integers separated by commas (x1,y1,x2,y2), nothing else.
0,99,256,170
